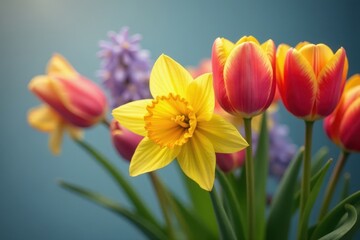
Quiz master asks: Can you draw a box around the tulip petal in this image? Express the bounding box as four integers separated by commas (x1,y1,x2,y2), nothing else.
283,48,317,118
276,44,291,101
177,131,215,191
28,105,60,132
339,98,360,151
324,114,340,145
316,47,347,117
129,137,180,176
47,53,77,78
66,125,83,140
344,74,360,93
197,114,248,153
236,35,260,45
112,99,152,136
299,44,334,77
29,76,62,104
295,41,311,50
261,39,276,71
224,42,274,117
149,54,192,98
49,122,64,155
212,38,237,114
58,76,107,119
186,73,214,121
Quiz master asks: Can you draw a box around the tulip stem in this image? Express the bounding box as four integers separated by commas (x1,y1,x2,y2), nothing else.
319,150,350,220
298,120,314,239
244,117,255,240
148,172,174,239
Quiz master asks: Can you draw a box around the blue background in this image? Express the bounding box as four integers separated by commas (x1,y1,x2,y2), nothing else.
1,0,360,239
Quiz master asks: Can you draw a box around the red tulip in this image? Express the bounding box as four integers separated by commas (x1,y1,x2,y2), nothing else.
324,74,360,152
110,120,142,161
277,42,348,121
216,150,245,172
29,54,107,128
212,36,276,118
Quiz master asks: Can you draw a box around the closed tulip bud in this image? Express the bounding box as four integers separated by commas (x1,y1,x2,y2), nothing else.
324,74,360,152
277,42,348,121
29,54,107,128
216,150,245,173
110,120,142,161
212,36,276,118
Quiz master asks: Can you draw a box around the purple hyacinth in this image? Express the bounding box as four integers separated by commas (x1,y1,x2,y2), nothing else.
98,27,151,108
268,114,297,179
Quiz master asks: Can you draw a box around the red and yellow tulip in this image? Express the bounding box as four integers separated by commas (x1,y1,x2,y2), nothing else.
276,42,348,121
29,54,107,128
324,74,360,152
212,36,276,118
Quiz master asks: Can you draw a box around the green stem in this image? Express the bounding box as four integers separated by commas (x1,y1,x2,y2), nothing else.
148,172,174,239
298,120,314,240
318,150,350,220
244,117,255,240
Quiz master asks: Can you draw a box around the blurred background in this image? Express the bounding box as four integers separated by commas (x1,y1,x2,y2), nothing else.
1,0,360,239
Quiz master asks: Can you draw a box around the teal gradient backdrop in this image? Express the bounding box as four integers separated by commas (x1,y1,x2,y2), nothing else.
1,0,360,239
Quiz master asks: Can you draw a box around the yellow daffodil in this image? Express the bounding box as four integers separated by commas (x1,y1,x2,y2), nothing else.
28,105,82,155
112,54,248,191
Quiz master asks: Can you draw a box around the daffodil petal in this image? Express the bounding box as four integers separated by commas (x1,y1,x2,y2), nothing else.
129,137,180,176
47,53,77,78
112,99,152,136
186,73,214,121
197,114,248,153
149,54,192,98
177,131,215,191
28,105,60,132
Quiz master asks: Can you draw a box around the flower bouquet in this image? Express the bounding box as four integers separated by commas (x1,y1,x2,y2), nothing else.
28,27,360,240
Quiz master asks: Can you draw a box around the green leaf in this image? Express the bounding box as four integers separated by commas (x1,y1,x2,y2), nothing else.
169,193,217,240
292,150,330,214
59,180,167,240
209,188,237,240
318,204,357,240
254,112,269,240
311,191,360,240
216,168,245,240
297,159,332,240
266,147,304,240
178,164,217,237
310,147,328,177
233,167,247,237
340,173,351,201
74,139,158,226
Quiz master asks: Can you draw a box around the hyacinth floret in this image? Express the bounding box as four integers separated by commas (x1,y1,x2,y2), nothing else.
98,27,151,108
